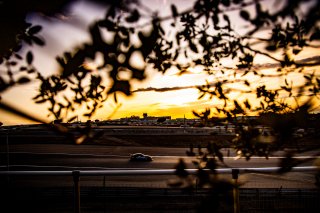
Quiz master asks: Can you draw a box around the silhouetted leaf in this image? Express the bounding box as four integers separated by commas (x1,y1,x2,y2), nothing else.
26,51,33,65
131,69,145,80
14,53,23,60
17,77,30,84
244,99,251,109
189,42,198,53
192,111,200,117
171,4,178,18
28,25,42,35
310,29,320,41
9,61,17,66
266,45,277,51
20,66,27,71
27,68,35,74
240,10,250,20
221,0,230,7
125,9,140,23
175,159,189,177
292,48,301,55
31,36,45,46
108,80,131,96
67,116,78,123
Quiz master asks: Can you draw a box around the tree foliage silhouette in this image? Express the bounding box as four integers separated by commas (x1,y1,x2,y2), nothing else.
0,0,320,196
1,0,320,119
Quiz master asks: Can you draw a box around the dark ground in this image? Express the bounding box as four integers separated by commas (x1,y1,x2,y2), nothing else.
0,126,320,212
1,185,320,213
0,129,234,148
2,126,320,150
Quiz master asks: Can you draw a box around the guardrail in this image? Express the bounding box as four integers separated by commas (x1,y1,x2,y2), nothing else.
0,166,319,213
0,166,318,176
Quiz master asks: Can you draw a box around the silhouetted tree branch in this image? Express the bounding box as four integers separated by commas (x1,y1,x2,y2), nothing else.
0,0,319,199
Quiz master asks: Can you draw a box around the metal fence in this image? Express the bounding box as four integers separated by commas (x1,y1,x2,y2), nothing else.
239,188,320,213
0,166,319,213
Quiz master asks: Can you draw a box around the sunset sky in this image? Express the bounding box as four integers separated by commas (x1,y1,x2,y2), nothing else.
0,0,319,125
0,0,200,124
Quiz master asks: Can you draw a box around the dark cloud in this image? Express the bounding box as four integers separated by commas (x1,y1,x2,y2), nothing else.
132,79,247,93
252,55,320,70
132,81,224,93
296,55,320,64
133,85,196,93
133,56,320,94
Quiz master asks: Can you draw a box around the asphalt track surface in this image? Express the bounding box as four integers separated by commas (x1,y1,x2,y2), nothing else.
0,144,318,188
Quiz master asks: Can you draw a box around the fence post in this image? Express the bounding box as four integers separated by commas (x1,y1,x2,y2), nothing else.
103,175,106,213
6,131,10,185
232,169,240,213
73,170,81,213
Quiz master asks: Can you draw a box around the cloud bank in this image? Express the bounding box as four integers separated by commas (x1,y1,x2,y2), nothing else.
133,85,196,93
